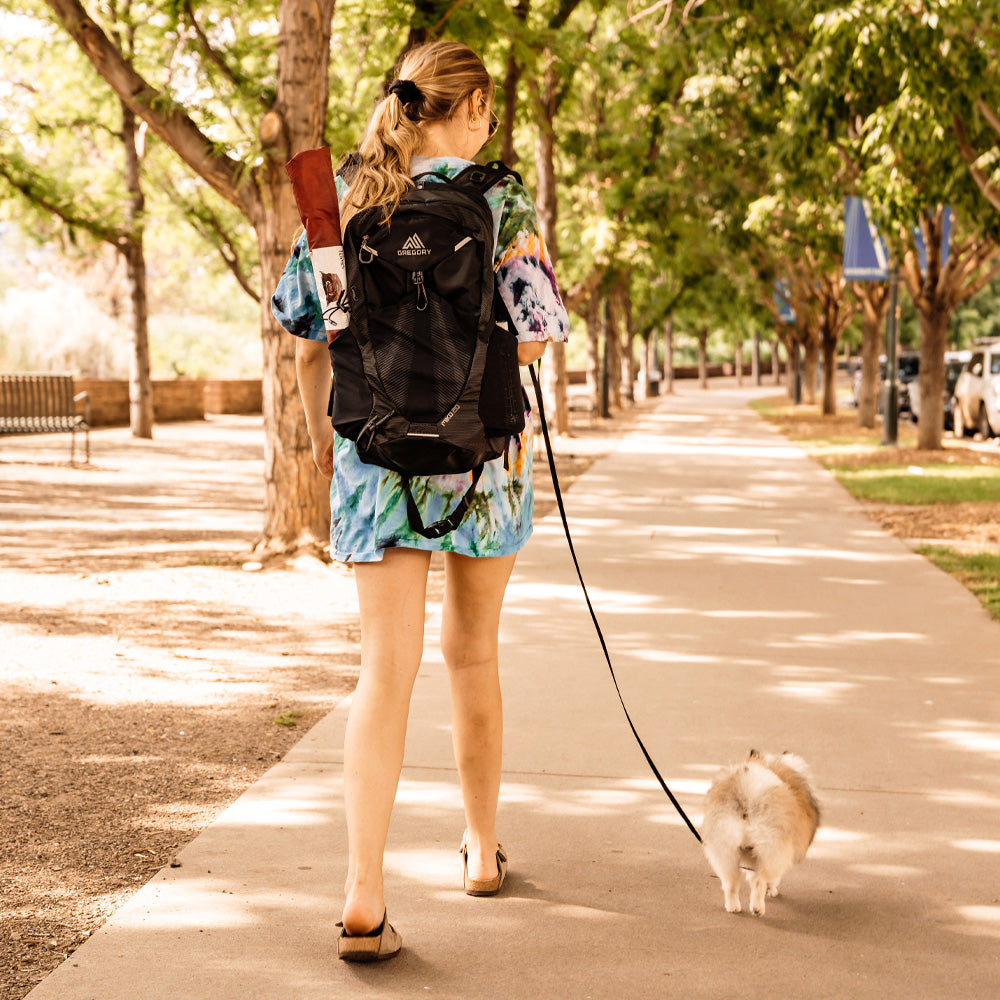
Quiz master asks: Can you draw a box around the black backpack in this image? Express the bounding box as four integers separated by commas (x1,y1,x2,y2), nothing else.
330,160,526,539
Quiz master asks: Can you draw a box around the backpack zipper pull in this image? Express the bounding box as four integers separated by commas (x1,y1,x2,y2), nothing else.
359,237,377,264
413,271,428,311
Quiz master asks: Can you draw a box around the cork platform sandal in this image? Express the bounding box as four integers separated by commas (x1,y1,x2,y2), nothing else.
337,912,402,963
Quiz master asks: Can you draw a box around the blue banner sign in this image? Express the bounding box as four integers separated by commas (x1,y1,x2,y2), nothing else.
773,280,795,323
843,196,889,281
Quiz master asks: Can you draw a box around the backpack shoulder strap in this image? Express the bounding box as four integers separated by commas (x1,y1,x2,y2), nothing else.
452,160,522,197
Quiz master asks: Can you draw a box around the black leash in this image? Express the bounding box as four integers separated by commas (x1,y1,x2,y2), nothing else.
528,364,702,844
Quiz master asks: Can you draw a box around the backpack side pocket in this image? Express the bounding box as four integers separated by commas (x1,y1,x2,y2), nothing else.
479,311,526,438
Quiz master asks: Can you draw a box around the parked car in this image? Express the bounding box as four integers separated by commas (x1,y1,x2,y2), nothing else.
909,351,970,430
896,352,919,413
953,340,1000,438
852,351,919,413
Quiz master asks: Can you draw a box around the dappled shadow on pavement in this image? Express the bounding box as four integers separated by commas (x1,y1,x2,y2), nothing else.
0,416,360,999
23,755,999,1000
8,388,1000,1000
0,416,266,572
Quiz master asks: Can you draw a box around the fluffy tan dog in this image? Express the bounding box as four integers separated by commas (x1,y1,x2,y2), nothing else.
701,750,820,916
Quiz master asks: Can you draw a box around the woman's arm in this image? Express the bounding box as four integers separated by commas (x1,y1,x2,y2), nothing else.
295,337,334,479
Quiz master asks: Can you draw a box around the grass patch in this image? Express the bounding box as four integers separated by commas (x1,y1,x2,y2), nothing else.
834,465,1000,504
917,547,1000,621
750,397,919,455
273,710,304,728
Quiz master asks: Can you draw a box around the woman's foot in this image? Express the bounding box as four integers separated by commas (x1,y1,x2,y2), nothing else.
342,888,385,937
460,831,507,895
460,830,499,881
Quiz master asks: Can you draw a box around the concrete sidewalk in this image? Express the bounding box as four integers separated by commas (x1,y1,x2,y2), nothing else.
27,385,1000,999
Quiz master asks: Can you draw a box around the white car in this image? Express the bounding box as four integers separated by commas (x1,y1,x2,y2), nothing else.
953,340,1000,438
910,351,970,430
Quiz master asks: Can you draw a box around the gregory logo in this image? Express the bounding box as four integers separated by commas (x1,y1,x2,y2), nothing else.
398,233,432,257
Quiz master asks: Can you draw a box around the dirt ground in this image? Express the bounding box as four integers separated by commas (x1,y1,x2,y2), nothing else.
0,402,622,1000
1,390,995,1000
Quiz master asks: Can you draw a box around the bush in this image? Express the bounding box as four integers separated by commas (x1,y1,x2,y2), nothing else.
0,284,131,376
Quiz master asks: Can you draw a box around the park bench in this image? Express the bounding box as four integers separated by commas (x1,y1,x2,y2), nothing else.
0,373,91,462
568,392,598,427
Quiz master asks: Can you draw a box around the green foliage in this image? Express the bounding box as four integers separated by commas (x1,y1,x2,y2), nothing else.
801,0,1000,250
5,0,1000,384
0,0,270,380
0,219,260,378
952,273,1000,347
149,313,261,379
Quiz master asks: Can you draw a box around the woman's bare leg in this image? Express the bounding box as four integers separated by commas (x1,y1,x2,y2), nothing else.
341,547,431,934
440,551,516,881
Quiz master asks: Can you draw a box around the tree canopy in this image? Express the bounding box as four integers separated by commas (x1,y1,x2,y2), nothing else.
4,0,1000,545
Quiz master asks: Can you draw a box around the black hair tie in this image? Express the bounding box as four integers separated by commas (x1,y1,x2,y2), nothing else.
388,79,422,107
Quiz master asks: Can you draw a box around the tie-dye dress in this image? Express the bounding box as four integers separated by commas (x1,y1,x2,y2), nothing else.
270,155,570,563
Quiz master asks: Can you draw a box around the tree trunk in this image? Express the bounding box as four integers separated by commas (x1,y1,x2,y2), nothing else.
916,305,949,450
642,331,654,398
752,332,760,385
857,284,890,429
772,338,781,384
623,337,635,405
120,101,153,440
900,207,1000,448
45,0,337,553
697,328,709,389
802,338,818,404
254,0,335,552
501,52,520,166
616,278,636,405
786,345,794,401
533,51,568,434
586,292,601,414
817,273,855,416
606,298,621,411
664,317,674,394
254,206,331,552
820,331,837,416
783,334,796,401
735,340,744,387
500,1,529,166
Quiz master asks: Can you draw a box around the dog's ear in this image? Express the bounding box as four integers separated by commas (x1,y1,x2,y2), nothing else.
748,748,761,760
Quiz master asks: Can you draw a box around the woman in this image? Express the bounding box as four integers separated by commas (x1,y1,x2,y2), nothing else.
271,40,569,962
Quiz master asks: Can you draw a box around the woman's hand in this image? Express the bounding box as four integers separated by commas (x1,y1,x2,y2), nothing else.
517,341,547,366
311,430,334,480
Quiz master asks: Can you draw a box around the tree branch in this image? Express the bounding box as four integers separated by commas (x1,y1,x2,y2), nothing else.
977,98,1000,139
42,0,249,214
194,208,260,303
953,113,1000,213
550,0,584,32
0,160,121,246
182,2,247,95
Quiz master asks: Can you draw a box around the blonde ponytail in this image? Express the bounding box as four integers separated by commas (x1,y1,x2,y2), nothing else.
340,41,496,226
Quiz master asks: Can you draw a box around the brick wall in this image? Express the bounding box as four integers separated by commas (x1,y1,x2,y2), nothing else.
203,379,262,415
74,379,263,427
